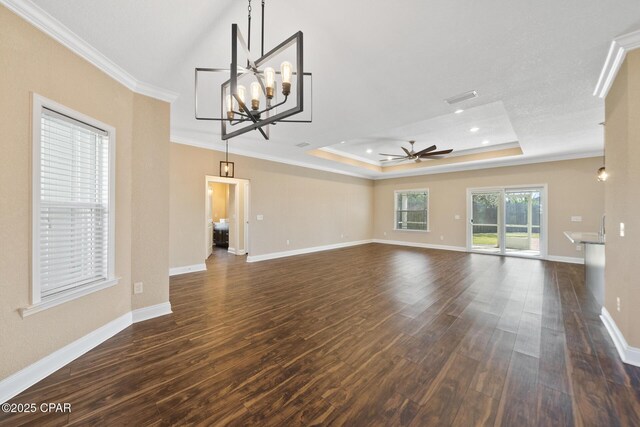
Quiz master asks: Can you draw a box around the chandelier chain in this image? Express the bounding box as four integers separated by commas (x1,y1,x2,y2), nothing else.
247,0,252,53
261,0,265,56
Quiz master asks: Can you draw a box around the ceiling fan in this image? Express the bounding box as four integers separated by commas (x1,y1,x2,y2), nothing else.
379,141,453,163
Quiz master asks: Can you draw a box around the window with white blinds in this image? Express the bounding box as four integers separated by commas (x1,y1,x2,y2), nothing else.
31,97,116,307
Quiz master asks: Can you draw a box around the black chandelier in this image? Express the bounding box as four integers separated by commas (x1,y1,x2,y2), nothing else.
195,0,312,140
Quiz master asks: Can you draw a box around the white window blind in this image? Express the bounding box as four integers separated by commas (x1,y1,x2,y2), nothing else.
38,107,111,297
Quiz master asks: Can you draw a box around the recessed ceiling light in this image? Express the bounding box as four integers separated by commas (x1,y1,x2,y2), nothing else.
470,127,479,133
481,140,489,145
454,109,464,114
340,141,345,144
366,149,373,154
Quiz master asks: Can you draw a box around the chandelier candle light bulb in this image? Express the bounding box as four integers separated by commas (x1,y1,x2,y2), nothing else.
264,67,275,99
250,82,261,110
281,61,292,96
226,95,234,120
237,85,247,111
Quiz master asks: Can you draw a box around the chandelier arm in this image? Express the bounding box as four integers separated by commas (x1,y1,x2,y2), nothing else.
257,95,288,115
231,110,251,118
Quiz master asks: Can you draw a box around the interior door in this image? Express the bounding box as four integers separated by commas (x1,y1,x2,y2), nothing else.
470,191,502,253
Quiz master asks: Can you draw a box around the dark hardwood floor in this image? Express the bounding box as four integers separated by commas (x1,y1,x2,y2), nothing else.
3,244,640,426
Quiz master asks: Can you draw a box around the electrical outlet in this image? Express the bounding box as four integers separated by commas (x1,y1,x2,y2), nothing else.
617,297,621,312
571,216,582,222
133,282,143,294
383,231,387,236
286,239,290,245
256,214,264,221
341,233,344,238
620,223,625,237
440,235,444,241
454,214,461,220
576,245,582,252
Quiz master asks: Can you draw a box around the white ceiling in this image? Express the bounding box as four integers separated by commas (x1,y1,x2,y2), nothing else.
30,0,640,178
325,101,519,166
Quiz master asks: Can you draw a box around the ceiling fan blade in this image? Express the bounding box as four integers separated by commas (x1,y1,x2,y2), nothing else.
401,146,412,156
378,153,406,157
420,149,453,156
381,157,407,163
414,145,437,156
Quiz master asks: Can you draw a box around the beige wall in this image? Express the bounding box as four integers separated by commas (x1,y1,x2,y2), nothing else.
604,49,640,347
169,143,374,268
131,94,171,310
0,6,169,379
373,157,604,259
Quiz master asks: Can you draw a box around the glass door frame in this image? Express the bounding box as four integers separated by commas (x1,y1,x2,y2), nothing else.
466,184,548,259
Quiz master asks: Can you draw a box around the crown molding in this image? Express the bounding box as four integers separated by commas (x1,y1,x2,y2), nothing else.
594,28,640,98
172,131,602,181
373,150,604,180
1,0,179,103
319,146,382,166
170,133,372,180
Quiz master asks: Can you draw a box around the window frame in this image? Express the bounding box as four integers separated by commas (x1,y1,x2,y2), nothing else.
393,189,430,232
24,94,118,317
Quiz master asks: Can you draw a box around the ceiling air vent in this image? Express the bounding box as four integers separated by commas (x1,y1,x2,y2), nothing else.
295,142,310,148
445,90,478,105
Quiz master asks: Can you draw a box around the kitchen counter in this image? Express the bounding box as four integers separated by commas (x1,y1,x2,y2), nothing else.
563,231,605,245
564,231,605,307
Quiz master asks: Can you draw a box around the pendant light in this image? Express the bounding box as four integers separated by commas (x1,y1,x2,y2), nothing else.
598,122,608,182
220,140,234,178
195,0,312,141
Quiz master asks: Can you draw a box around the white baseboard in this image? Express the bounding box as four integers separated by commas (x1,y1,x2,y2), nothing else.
372,239,467,252
131,302,172,323
169,263,207,276
227,248,246,255
600,307,640,367
227,247,236,254
546,255,584,265
0,313,131,404
246,240,373,263
0,301,172,404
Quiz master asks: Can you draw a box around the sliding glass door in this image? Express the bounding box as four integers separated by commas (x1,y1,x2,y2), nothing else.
468,187,545,258
471,191,501,253
504,190,541,255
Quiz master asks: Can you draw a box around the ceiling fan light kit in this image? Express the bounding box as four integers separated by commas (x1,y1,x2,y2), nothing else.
195,0,312,141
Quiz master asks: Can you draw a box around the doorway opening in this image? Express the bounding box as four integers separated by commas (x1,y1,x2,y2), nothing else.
205,176,250,261
467,185,547,258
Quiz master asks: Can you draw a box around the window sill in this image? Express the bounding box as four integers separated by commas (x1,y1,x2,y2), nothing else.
393,229,431,233
20,278,120,318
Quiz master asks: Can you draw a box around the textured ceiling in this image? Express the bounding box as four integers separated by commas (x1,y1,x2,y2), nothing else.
31,0,640,178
